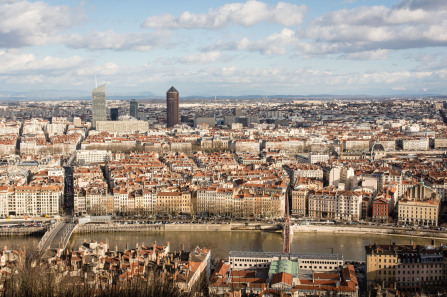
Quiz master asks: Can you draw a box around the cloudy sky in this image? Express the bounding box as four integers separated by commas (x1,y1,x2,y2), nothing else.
1,0,447,97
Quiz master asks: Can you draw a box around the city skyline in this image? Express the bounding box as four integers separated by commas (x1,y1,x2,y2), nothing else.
1,0,447,98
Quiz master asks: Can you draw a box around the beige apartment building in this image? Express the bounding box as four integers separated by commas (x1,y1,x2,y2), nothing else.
308,189,362,221
366,243,444,290
196,187,285,218
3,185,62,216
365,244,399,289
434,138,447,149
196,187,233,216
343,139,370,152
96,120,149,134
398,184,439,226
291,189,308,217
155,191,192,214
237,193,283,218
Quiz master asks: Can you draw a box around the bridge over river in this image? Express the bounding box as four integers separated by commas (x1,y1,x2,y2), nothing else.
37,221,77,255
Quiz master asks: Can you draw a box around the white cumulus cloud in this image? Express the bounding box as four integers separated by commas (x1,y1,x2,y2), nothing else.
142,0,307,29
207,28,297,55
300,0,447,54
62,30,173,51
0,0,79,48
179,51,223,64
0,50,84,73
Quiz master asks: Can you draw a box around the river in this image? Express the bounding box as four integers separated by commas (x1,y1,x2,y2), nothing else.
2,231,446,261
67,231,447,261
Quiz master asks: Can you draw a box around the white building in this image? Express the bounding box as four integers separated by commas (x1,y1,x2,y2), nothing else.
96,120,149,134
308,190,362,221
229,251,344,272
76,150,112,164
5,185,62,216
233,140,261,153
401,138,429,151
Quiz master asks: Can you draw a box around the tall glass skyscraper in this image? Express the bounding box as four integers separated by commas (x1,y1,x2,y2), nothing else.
130,99,139,119
110,108,119,121
92,84,107,129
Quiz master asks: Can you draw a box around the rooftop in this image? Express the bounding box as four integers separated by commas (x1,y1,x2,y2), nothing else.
229,251,343,261
167,86,178,93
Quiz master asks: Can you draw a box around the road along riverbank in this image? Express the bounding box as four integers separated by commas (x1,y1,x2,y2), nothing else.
6,221,447,242
75,222,447,241
292,225,447,240
74,222,283,233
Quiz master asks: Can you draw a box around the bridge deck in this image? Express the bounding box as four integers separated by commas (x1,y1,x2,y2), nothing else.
38,221,77,255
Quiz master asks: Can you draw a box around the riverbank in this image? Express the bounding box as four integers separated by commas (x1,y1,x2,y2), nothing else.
74,222,283,233
6,221,447,242
0,227,46,236
292,225,447,240
75,222,447,241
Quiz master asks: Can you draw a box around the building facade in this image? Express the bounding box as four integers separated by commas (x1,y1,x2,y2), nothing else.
130,100,139,119
155,191,192,214
166,86,179,128
92,84,107,129
365,243,444,290
291,189,307,217
308,190,362,221
96,120,149,134
110,108,119,121
398,184,439,226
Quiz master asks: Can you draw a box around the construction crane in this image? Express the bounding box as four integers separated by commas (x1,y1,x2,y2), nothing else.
340,129,344,160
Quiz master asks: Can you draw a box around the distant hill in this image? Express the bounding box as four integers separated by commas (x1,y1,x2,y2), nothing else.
0,90,444,101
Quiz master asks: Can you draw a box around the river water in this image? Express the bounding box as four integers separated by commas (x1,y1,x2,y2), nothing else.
2,231,446,261
67,231,447,261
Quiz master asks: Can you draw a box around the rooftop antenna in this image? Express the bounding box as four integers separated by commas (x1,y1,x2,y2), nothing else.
95,75,98,88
